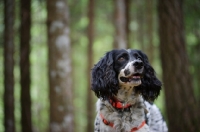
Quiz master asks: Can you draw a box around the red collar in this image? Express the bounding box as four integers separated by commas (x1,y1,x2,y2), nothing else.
131,121,146,132
100,113,114,128
109,97,132,109
100,113,146,132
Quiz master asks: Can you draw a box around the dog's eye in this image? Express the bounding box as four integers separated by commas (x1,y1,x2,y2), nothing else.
118,57,125,61
137,57,142,60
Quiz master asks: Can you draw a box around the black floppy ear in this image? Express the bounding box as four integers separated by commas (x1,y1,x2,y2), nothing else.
135,51,162,102
91,51,119,99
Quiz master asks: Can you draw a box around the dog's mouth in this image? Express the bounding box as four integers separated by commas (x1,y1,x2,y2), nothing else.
119,73,142,83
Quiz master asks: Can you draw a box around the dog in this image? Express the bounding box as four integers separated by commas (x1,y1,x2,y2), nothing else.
91,49,168,132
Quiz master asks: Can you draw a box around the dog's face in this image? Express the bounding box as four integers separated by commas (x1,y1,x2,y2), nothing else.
113,49,144,87
91,49,162,102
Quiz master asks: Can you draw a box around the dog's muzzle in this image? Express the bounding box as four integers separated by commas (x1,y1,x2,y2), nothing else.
118,60,144,86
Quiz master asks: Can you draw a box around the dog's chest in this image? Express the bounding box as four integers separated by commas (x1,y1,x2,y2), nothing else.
97,96,147,131
115,86,139,104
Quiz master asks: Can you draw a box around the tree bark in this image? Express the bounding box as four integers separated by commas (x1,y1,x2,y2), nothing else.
86,0,95,131
158,0,200,131
136,0,145,50
125,0,131,49
20,0,32,131
47,0,74,131
113,0,127,49
4,0,15,131
145,0,154,64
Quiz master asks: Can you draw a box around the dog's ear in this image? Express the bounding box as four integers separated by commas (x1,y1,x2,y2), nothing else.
135,50,162,102
91,51,119,99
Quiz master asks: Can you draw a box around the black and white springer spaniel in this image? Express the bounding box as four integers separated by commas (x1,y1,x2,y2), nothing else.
91,49,168,132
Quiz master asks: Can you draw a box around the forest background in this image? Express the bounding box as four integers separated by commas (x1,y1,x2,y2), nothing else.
1,0,200,132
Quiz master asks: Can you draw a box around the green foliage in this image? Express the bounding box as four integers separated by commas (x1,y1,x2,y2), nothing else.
184,0,200,101
0,49,4,132
31,1,48,131
0,1,3,131
69,1,114,131
0,0,3,47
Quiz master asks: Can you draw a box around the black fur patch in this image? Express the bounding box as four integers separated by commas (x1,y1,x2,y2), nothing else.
124,69,130,76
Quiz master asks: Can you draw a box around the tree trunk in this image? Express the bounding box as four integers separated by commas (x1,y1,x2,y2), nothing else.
113,0,127,49
125,0,131,49
145,0,154,64
3,0,15,131
86,0,95,131
158,0,200,131
20,0,32,131
47,0,74,131
136,0,145,50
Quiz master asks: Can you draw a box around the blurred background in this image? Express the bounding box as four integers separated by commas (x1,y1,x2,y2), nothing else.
1,0,200,132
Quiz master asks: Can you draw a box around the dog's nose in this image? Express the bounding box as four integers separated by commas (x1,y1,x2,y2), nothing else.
133,60,143,69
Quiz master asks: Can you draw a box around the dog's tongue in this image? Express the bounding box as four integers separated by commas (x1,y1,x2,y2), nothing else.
129,75,140,81
120,75,141,83
132,75,140,79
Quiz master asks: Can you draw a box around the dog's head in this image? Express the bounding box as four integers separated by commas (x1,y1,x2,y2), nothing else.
91,49,162,102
